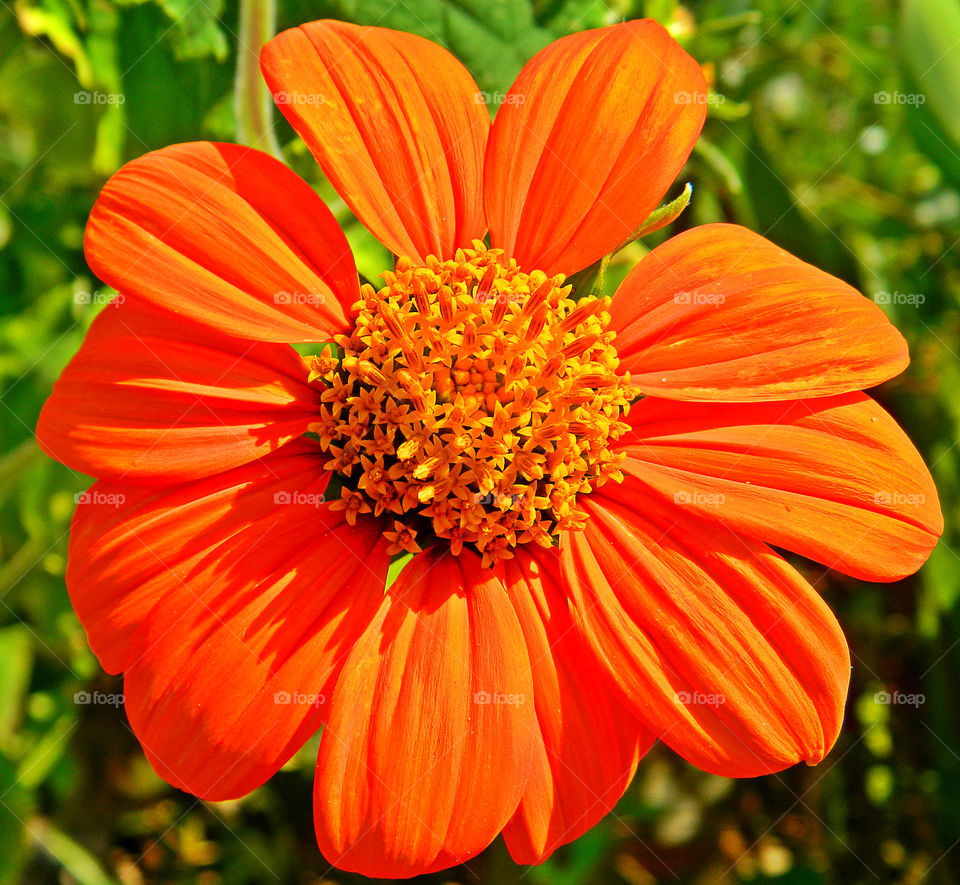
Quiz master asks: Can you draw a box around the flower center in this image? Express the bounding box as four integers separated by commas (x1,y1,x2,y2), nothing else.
310,242,632,567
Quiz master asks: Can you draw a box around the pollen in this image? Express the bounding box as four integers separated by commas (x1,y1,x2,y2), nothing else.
310,242,633,567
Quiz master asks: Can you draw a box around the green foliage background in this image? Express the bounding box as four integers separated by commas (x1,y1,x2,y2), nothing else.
1,0,959,882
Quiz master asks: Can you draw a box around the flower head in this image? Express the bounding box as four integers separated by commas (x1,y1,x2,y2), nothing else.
317,242,631,566
37,16,942,879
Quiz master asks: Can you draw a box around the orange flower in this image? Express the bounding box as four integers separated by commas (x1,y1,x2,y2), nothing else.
37,18,941,879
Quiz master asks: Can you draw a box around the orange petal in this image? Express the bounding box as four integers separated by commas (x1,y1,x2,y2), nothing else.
314,548,535,878
68,443,390,799
561,487,851,778
500,550,653,865
610,223,908,399
484,20,706,276
615,393,942,581
85,142,357,342
261,21,489,261
37,300,322,482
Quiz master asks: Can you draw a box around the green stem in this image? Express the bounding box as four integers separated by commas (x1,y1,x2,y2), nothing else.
28,817,117,885
234,0,282,160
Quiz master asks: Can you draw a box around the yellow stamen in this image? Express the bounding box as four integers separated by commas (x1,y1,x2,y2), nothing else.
312,244,632,567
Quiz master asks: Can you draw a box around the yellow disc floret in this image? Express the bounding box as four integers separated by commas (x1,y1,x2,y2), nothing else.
309,242,633,567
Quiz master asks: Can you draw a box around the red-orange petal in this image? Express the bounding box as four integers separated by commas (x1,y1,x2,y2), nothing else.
500,550,652,865
261,21,489,262
313,548,535,878
615,393,942,581
561,487,851,778
69,442,390,799
37,300,322,482
484,20,706,277
610,223,908,399
84,141,357,342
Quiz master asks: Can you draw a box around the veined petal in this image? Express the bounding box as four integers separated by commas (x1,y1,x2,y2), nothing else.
85,142,357,342
313,548,535,878
500,550,652,865
615,393,942,581
485,19,706,276
68,442,390,799
610,223,908,399
261,20,489,262
37,300,322,483
562,486,850,778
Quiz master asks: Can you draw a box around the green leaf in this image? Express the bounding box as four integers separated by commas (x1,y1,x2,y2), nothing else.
0,756,33,885
902,0,960,189
642,0,676,25
566,255,609,300
531,0,608,33
157,0,229,61
118,2,233,150
328,0,555,93
0,440,43,505
15,0,94,85
627,181,694,241
27,818,117,885
16,714,75,790
0,626,32,749
85,1,125,174
385,552,413,591
567,184,693,297
693,138,742,194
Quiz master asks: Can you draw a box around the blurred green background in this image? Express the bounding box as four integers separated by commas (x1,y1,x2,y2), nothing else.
2,0,959,882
